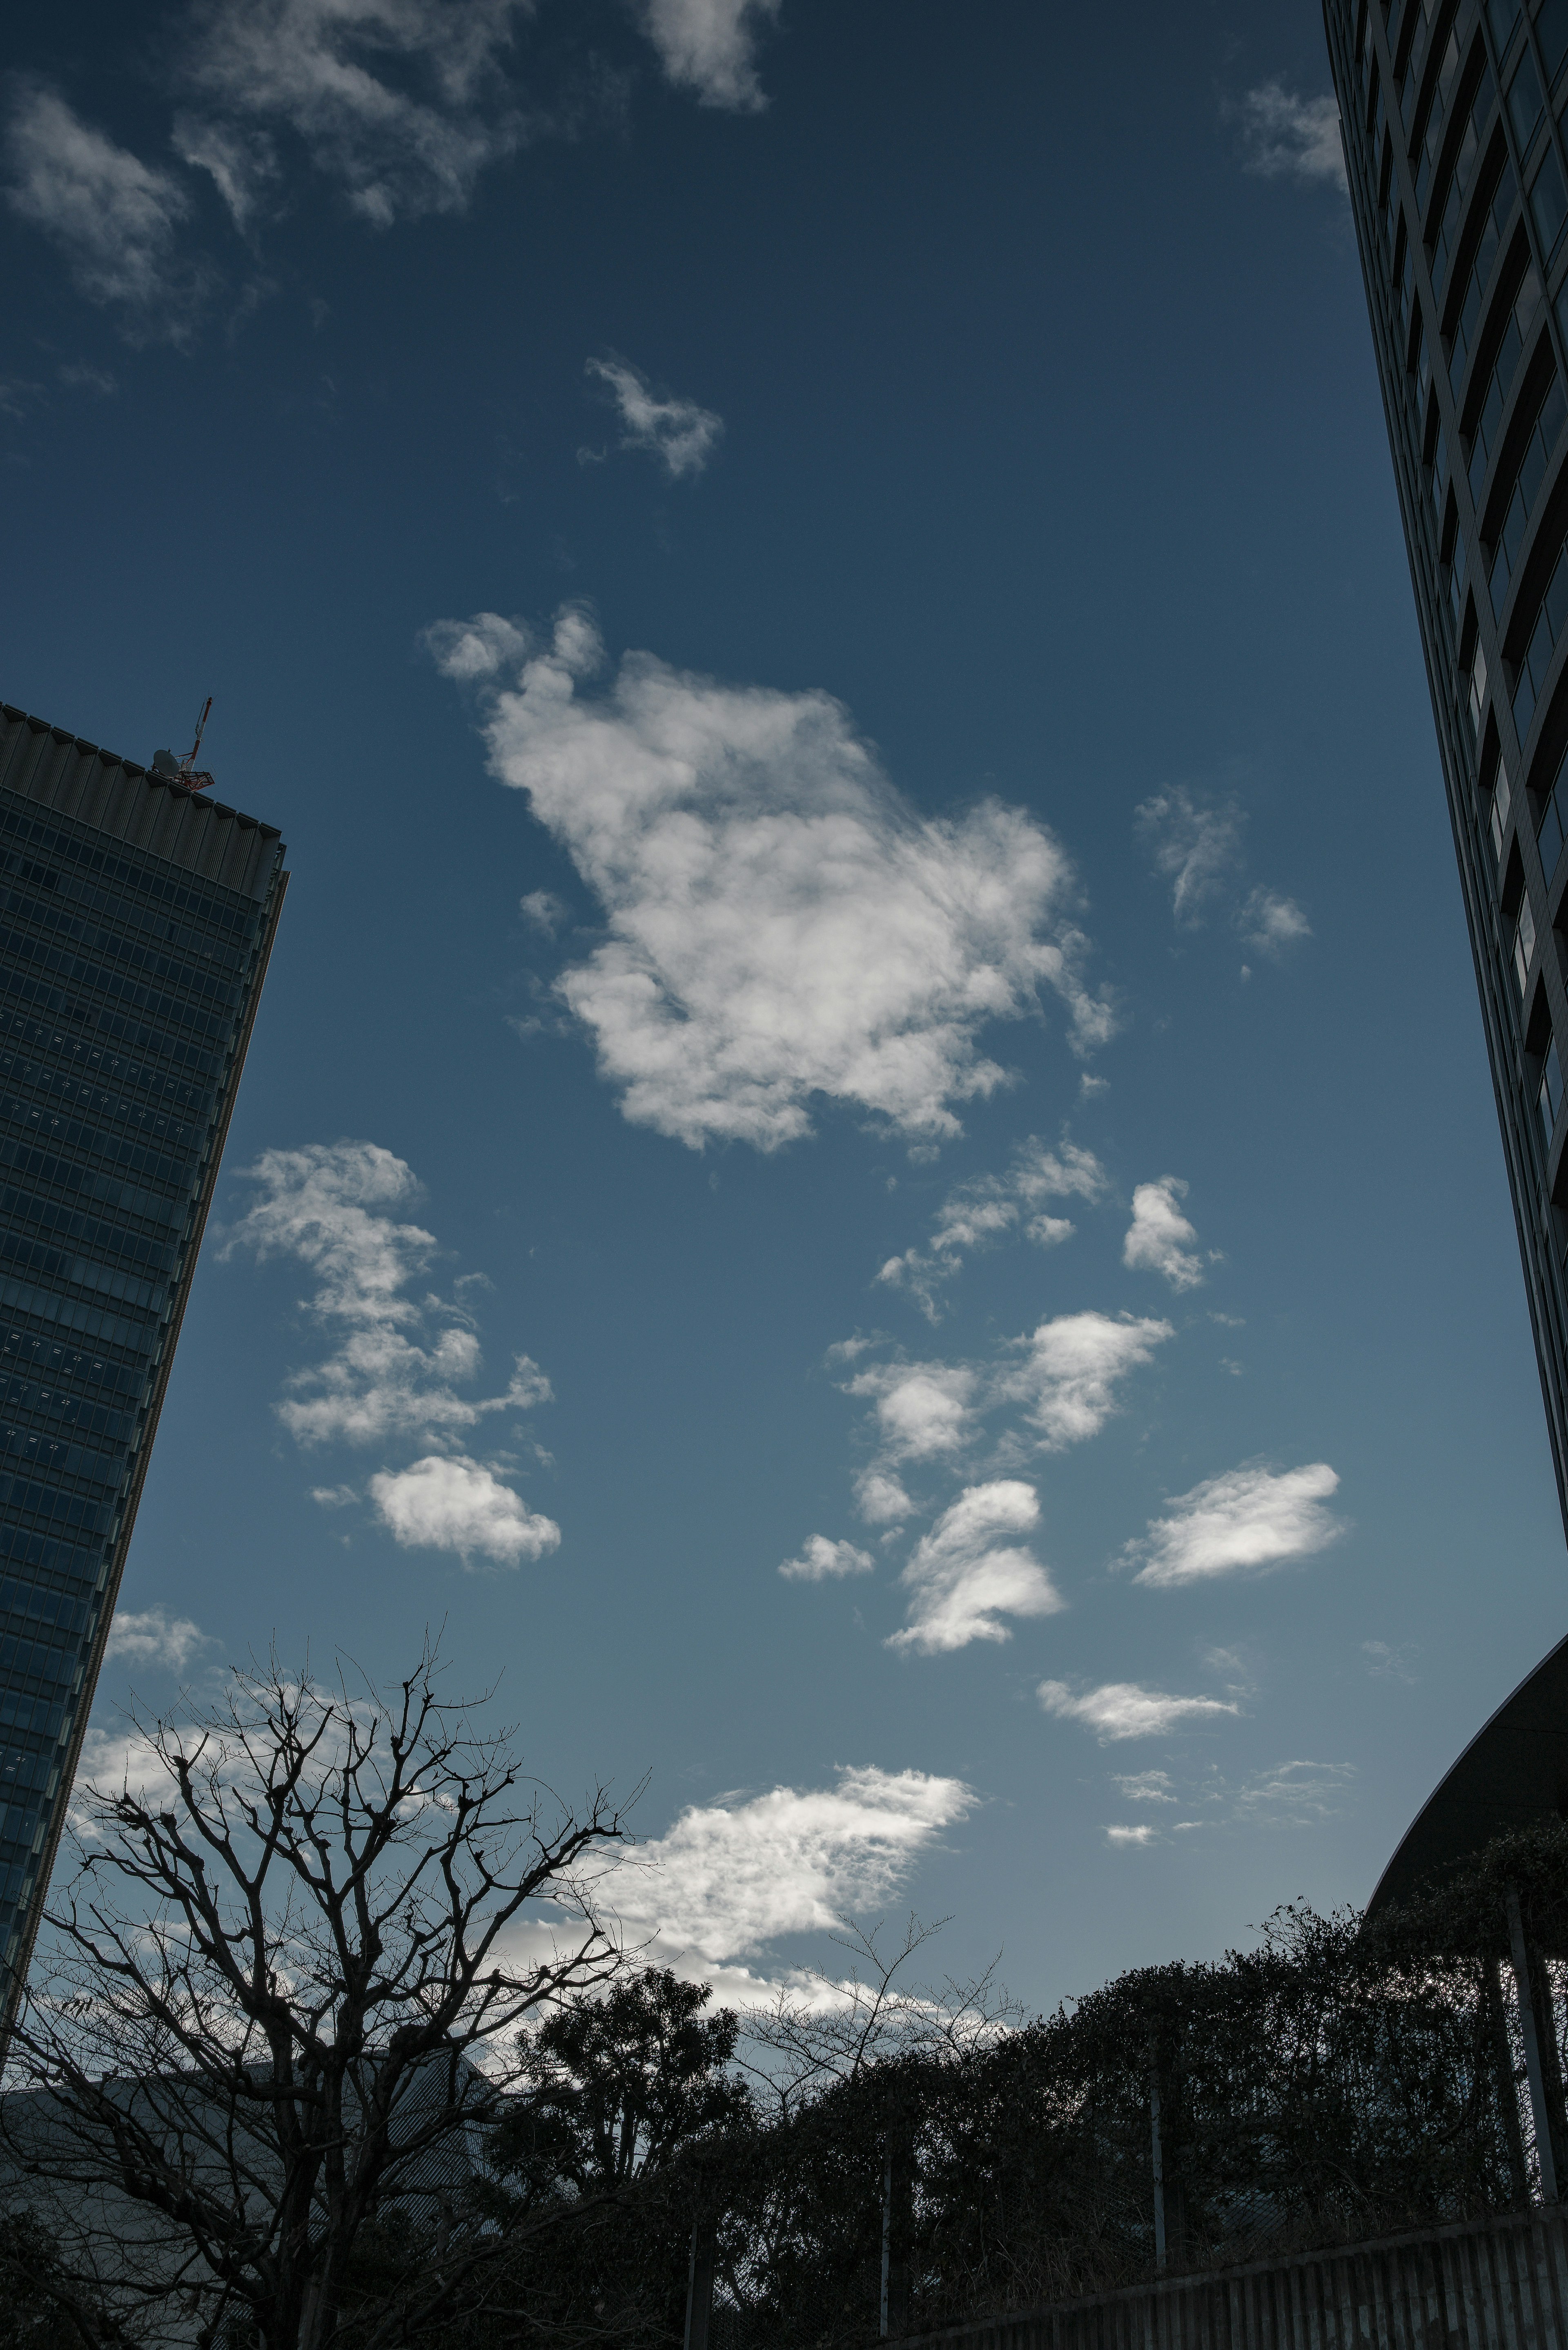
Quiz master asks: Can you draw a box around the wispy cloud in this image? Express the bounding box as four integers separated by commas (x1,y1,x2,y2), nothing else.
877,1137,1105,1320
224,1140,556,1558
637,0,783,112
370,1452,559,1567
585,354,723,479
1121,1175,1206,1291
4,85,198,329
1127,1462,1343,1588
1038,1678,1241,1741
1135,786,1309,961
104,1607,209,1673
1111,1769,1178,1804
779,1534,875,1582
426,606,1114,1150
1233,81,1347,194
1100,1756,1355,1848
889,1480,1061,1655
1363,1639,1418,1683
618,1763,976,1966
180,0,535,227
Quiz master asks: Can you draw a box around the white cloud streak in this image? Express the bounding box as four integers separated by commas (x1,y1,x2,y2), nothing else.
1121,1176,1205,1291
889,1480,1061,1655
638,0,783,112
878,1137,1105,1320
619,1764,975,1964
425,607,1114,1151
778,1534,875,1582
1128,1462,1343,1588
104,1608,209,1673
1234,82,1347,193
1038,1679,1241,1741
1104,1823,1158,1847
4,87,194,320
586,355,723,478
180,0,535,226
370,1453,560,1566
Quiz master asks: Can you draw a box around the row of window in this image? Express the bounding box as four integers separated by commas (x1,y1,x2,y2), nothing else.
0,1570,99,1642
0,1467,108,1538
0,1272,158,1364
0,1683,65,1743
1490,367,1565,602
0,1132,186,1237
0,1225,167,1318
1434,54,1498,288
1415,12,1472,211
0,792,263,934
0,921,238,1046
0,966,223,1085
0,1417,125,1496
0,848,255,975
0,1326,151,1403
0,1630,78,1691
0,1180,179,1281
0,1094,195,1197
1,883,245,1012
0,1520,107,1603
1451,152,1521,388
0,1012,214,1132
0,1376,132,1451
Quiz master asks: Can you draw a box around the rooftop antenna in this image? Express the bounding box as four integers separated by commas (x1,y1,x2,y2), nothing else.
178,696,213,784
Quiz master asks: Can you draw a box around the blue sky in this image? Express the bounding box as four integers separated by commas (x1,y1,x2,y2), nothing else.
3,0,1563,2015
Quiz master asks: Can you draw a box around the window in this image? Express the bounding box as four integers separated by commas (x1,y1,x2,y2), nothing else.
1539,0,1568,88
1471,635,1490,738
1493,757,1514,857
1517,892,1539,987
1531,143,1568,258
1448,154,1520,391
1510,42,1546,146
1431,76,1497,290
1488,0,1522,48
1541,1036,1564,1142
1470,266,1543,499
1512,532,1568,736
1488,369,1566,608
1449,514,1470,627
1413,20,1471,209
1538,740,1568,872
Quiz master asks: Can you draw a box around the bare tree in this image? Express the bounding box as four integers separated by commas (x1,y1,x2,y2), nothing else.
0,1644,632,2350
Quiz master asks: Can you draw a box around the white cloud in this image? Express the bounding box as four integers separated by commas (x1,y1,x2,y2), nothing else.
172,114,278,234
370,1453,560,1567
999,1311,1172,1449
638,0,782,111
1112,1770,1178,1804
1122,1176,1205,1291
586,355,723,479
1128,1462,1344,1588
1234,81,1347,193
853,1468,912,1526
846,1360,980,1465
426,607,1114,1151
1241,886,1312,956
889,1480,1062,1655
1104,1823,1159,1847
1233,1758,1355,1824
182,0,532,226
619,1763,975,1963
104,1608,208,1673
1038,1679,1241,1741
778,1534,874,1582
878,1137,1106,1320
520,888,567,934
1363,1639,1417,1683
4,86,194,320
224,1142,552,1447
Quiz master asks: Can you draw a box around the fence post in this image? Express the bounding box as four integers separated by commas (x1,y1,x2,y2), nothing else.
684,2215,716,2350
1507,1883,1559,2203
1149,2058,1167,2276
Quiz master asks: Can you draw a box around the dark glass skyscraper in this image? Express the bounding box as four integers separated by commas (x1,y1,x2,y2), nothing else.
0,705,285,2030
1326,0,1568,1526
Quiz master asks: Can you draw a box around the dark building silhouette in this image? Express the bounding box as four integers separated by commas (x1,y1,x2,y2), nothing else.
1326,0,1568,1524
0,706,285,2031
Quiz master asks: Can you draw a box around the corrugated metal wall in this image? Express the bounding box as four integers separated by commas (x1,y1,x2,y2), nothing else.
0,705,283,901
908,2208,1568,2350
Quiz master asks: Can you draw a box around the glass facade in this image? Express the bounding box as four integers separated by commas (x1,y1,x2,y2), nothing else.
1326,0,1568,1532
0,706,285,2031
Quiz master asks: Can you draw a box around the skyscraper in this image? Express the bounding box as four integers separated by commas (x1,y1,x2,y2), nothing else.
1325,0,1568,1525
0,705,286,2031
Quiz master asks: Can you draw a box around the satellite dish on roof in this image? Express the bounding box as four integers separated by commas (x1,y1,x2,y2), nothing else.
150,698,216,790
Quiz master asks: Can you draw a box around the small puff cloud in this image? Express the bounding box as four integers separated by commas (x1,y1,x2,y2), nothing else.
1127,1462,1343,1587
369,1453,561,1567
778,1534,875,1582
878,1137,1106,1321
889,1480,1062,1655
638,0,783,112
1234,81,1347,193
1038,1679,1241,1741
586,355,723,479
426,607,1114,1151
997,1311,1173,1450
1135,787,1309,960
104,1607,209,1673
1122,1176,1205,1291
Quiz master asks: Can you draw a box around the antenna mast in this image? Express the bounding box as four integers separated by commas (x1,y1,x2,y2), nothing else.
176,697,216,791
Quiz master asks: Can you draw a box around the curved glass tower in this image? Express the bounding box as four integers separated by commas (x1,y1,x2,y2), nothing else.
1327,0,1568,1527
